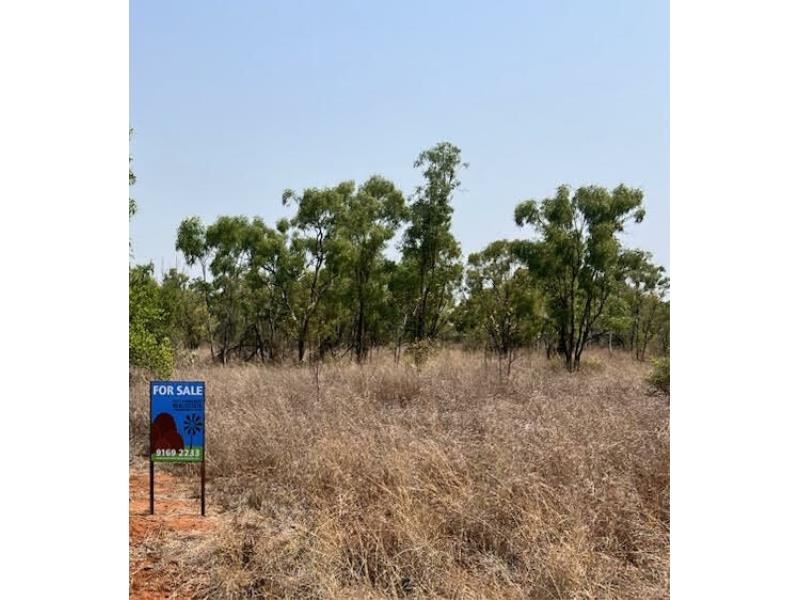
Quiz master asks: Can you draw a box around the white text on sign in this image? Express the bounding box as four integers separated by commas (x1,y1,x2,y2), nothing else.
152,384,204,396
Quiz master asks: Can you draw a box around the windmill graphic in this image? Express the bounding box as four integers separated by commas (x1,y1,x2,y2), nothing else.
183,414,204,450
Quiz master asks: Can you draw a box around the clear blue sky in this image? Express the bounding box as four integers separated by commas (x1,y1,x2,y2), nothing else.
130,0,668,274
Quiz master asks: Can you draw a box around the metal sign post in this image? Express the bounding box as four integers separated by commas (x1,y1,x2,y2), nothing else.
149,460,154,514
149,380,206,516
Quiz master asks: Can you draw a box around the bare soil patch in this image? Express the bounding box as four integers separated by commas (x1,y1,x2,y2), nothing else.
130,469,217,599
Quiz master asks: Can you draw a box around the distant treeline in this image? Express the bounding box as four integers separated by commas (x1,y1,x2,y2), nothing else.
130,142,668,375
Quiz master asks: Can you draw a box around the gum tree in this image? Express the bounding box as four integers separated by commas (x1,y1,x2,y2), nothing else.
620,249,669,360
339,176,406,362
176,216,216,360
281,182,350,361
464,240,543,374
514,184,646,372
401,142,467,342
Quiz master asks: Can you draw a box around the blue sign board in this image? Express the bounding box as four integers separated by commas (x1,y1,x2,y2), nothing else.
150,380,205,463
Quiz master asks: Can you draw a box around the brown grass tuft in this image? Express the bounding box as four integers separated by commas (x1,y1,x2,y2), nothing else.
130,349,668,599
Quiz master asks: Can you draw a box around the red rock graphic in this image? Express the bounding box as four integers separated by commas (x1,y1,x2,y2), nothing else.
151,412,185,453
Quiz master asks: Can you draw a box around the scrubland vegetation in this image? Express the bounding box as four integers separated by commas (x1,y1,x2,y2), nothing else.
130,141,669,378
129,140,669,598
130,349,668,599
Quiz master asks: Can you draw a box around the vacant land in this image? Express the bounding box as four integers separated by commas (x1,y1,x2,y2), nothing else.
129,349,668,599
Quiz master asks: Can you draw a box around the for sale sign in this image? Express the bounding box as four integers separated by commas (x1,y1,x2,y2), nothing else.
150,381,205,463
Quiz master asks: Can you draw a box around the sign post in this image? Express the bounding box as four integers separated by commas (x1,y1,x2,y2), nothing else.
149,380,206,515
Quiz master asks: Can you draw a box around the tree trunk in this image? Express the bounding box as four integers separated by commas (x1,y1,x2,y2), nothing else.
416,286,429,341
297,316,311,362
565,347,581,373
355,296,366,363
219,326,229,366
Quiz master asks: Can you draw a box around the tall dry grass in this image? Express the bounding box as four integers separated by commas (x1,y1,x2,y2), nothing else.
130,349,669,599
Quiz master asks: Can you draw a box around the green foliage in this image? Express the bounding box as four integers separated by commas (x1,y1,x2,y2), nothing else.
282,182,352,361
656,301,670,355
402,142,466,341
129,323,174,377
597,289,632,349
129,264,174,377
176,216,208,267
129,144,668,375
620,249,669,360
514,184,647,371
339,176,407,362
159,269,207,349
647,357,670,394
129,146,173,376
462,240,543,356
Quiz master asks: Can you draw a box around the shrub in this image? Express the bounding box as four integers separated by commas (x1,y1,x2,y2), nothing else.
404,339,436,366
129,263,175,377
129,323,174,377
647,357,670,394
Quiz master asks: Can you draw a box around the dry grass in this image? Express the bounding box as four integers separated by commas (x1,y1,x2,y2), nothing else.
130,348,669,599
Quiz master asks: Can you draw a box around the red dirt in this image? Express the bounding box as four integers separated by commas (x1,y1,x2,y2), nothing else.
129,469,217,599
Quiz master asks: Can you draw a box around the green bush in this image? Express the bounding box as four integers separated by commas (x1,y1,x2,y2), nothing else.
130,264,175,377
647,357,670,394
130,322,174,377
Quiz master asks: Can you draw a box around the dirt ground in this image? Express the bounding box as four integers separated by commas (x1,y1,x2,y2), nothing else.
129,467,217,599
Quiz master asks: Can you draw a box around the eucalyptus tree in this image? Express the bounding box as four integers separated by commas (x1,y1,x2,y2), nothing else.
465,240,542,372
657,300,670,355
176,216,256,364
244,218,297,361
159,268,207,350
401,142,467,341
595,287,634,353
620,249,669,360
339,176,407,362
281,182,351,361
514,184,646,372
176,216,216,359
204,216,252,364
386,258,419,361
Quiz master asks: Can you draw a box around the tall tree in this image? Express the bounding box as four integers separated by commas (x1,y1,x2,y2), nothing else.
204,216,252,365
402,142,467,341
339,176,406,362
282,182,350,361
176,217,216,361
244,218,295,362
514,184,646,372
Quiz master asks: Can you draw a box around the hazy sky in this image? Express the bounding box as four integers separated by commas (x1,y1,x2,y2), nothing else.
130,0,668,274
